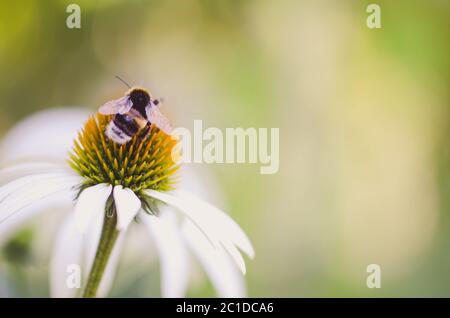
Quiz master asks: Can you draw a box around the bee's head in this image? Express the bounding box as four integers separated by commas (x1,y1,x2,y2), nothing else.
129,88,150,117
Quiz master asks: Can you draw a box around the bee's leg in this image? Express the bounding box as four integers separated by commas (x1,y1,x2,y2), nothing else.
140,122,152,140
153,97,165,106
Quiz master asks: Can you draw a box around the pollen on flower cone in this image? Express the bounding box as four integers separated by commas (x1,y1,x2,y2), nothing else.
69,113,179,193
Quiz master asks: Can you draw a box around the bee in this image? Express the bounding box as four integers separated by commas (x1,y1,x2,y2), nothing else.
99,77,172,144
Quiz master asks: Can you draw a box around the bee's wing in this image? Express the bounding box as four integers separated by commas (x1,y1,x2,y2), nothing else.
146,104,172,135
99,95,133,115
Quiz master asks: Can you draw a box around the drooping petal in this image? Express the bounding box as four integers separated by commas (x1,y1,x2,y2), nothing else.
0,174,80,224
143,189,221,249
221,240,247,275
182,221,246,297
74,184,112,233
0,108,90,162
143,189,254,272
0,173,75,202
0,162,69,183
176,190,255,259
78,186,138,297
141,210,189,298
113,186,141,230
50,213,84,298
0,190,73,246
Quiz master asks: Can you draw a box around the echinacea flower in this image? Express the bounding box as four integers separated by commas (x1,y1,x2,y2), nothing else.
0,109,254,298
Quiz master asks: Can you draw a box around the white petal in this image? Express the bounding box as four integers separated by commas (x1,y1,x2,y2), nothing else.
50,213,84,298
183,221,246,297
177,190,254,258
0,162,69,183
113,186,141,230
144,190,254,262
0,174,80,224
0,173,75,202
0,191,73,246
144,190,254,274
83,211,125,298
0,108,90,162
221,240,247,275
143,189,221,249
141,210,189,298
74,184,112,233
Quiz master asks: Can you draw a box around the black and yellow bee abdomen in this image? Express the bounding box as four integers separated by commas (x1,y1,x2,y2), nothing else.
114,114,139,136
106,114,140,144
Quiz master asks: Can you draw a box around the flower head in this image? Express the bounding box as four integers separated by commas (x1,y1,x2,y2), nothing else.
69,114,178,194
0,107,254,298
68,113,179,219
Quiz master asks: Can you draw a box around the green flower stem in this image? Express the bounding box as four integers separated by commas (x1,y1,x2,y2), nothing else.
82,199,119,298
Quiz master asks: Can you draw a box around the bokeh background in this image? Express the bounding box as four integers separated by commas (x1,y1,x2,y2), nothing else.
0,0,450,297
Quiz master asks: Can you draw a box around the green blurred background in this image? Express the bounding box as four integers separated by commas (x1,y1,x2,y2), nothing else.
0,0,450,297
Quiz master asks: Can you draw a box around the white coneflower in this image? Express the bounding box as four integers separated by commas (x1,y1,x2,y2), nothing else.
0,110,254,298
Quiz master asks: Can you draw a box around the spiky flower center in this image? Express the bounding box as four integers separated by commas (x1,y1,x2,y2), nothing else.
69,113,178,196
